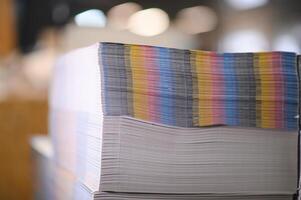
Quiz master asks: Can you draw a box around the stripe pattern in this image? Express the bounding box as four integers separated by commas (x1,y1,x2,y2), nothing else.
100,42,299,130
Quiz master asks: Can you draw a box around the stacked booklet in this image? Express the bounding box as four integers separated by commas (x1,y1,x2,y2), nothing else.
100,43,298,129
48,42,300,199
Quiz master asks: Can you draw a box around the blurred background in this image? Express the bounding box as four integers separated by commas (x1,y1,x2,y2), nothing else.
0,0,301,199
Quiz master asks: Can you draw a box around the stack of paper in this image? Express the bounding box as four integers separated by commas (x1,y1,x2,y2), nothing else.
100,43,299,129
31,136,296,200
31,136,78,200
100,117,298,194
49,43,299,199
31,136,54,200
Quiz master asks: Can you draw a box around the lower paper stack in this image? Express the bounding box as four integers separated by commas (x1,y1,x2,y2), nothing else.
31,136,296,200
47,43,299,199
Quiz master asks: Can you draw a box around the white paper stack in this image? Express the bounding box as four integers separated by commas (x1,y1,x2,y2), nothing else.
100,117,297,194
48,43,299,199
31,136,296,200
31,136,79,200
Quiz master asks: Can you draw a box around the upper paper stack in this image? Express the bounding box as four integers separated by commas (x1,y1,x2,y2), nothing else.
50,42,300,199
